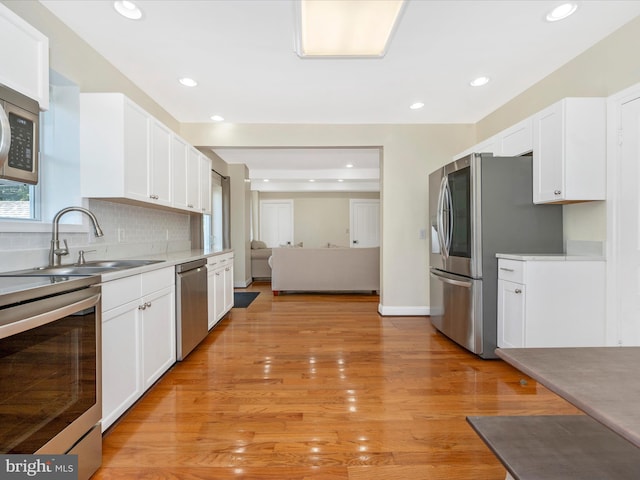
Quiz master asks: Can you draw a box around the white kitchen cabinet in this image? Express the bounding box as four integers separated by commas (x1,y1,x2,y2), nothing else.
171,135,189,210
200,154,212,215
452,117,532,160
497,256,605,348
223,257,234,312
532,97,606,204
0,4,49,109
499,117,533,156
186,147,201,212
81,93,206,213
149,119,173,207
207,252,234,328
81,93,150,203
101,266,175,431
101,295,141,432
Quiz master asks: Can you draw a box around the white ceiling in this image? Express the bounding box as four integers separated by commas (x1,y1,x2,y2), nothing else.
39,0,640,191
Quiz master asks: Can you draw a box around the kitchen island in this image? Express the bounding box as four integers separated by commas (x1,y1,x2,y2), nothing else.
468,347,640,479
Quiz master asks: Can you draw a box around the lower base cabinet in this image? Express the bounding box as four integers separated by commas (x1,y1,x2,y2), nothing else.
497,257,605,348
207,252,234,329
101,267,175,431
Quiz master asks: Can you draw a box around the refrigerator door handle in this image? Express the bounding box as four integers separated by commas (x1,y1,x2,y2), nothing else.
437,175,449,259
443,180,453,255
430,269,472,288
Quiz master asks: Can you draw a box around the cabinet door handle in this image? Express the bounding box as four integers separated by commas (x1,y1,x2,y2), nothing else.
515,289,522,294
145,302,152,308
554,190,562,195
500,267,515,272
138,304,146,310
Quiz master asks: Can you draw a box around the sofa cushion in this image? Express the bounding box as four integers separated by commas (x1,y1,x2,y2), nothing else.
251,240,268,249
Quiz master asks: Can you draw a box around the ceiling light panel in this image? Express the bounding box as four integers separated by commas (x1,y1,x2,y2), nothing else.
296,0,405,57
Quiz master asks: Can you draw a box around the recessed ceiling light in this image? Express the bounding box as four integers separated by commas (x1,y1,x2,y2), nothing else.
470,76,490,87
309,179,315,182
410,102,424,110
210,115,224,122
263,179,270,182
546,3,578,22
337,179,344,182
113,1,142,20
179,77,198,87
345,164,354,168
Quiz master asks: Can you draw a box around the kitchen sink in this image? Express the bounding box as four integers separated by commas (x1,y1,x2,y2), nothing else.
0,259,165,277
75,259,165,269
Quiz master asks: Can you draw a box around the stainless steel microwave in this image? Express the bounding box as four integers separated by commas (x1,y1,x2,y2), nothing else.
0,83,39,185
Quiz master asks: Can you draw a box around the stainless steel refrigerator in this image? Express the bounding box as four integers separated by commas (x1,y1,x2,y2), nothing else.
429,153,563,358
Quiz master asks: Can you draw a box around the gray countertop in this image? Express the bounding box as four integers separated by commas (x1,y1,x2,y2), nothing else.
497,347,640,448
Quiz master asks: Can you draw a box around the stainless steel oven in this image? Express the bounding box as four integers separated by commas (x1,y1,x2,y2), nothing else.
0,276,102,479
0,83,39,185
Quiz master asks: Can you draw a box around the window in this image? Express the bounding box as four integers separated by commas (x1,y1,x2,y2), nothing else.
0,180,37,220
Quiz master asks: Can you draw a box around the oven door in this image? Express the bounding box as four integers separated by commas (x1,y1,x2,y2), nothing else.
0,285,101,455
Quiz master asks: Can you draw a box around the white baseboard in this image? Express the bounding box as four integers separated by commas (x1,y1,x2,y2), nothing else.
234,278,252,288
378,304,430,316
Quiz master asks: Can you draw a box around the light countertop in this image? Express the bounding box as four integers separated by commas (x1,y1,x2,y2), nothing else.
99,248,233,282
496,253,604,261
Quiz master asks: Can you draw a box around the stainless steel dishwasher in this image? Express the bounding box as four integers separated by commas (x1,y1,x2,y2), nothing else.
176,258,208,360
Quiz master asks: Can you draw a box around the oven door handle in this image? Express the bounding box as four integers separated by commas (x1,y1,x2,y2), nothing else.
0,104,11,160
0,290,101,339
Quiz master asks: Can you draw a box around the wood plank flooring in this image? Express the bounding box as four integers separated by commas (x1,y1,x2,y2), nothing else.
94,282,580,479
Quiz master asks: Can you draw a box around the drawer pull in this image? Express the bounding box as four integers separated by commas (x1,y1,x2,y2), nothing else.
515,289,522,294
500,267,515,272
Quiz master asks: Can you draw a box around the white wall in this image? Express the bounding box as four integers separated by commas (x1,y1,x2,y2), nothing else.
258,191,379,248
228,163,251,287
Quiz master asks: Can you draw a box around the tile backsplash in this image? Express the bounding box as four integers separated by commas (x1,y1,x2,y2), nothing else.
0,199,193,272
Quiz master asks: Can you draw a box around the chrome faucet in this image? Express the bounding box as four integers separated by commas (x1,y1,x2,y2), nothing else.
49,207,104,266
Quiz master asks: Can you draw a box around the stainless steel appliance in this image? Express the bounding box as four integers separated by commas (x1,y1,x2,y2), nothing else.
429,153,563,358
0,275,102,479
0,83,39,184
176,259,208,360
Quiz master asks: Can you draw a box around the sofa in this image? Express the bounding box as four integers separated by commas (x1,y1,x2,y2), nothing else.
250,240,272,279
271,247,379,294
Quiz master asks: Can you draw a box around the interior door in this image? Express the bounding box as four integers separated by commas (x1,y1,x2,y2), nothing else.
617,95,640,344
349,199,380,247
259,200,293,247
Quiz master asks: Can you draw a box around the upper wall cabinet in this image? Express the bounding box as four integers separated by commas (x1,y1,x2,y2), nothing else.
80,93,204,213
453,117,532,160
200,153,212,215
0,4,49,110
532,98,606,204
499,118,533,156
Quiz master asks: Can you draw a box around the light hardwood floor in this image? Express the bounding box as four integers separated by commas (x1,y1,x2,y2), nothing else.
94,282,579,479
